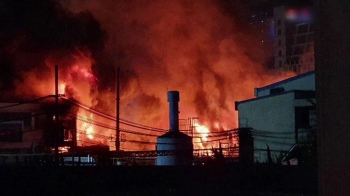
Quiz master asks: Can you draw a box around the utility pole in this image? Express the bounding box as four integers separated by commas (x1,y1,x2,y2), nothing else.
115,67,120,151
54,65,59,164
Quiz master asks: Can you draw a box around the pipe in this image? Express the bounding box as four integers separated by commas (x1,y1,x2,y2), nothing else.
54,64,59,164
167,91,180,132
116,67,120,151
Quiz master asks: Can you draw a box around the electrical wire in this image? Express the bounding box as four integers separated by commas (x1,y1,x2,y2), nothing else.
62,97,167,132
72,114,163,138
73,112,241,141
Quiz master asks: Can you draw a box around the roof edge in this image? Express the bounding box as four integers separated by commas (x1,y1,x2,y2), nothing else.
257,70,315,92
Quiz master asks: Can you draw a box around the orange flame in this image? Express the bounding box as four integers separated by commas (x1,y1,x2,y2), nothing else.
86,126,94,140
194,122,209,143
59,83,66,94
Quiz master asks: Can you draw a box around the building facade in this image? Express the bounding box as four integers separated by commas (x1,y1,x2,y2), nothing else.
273,5,314,74
0,103,48,153
0,101,76,154
236,71,315,163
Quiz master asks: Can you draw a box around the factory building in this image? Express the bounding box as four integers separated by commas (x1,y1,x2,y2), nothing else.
236,71,315,163
0,100,76,155
0,103,47,154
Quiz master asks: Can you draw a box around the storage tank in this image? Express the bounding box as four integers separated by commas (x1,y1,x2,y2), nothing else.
156,91,193,166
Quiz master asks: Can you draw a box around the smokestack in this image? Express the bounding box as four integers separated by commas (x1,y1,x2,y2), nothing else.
157,91,193,166
167,91,180,131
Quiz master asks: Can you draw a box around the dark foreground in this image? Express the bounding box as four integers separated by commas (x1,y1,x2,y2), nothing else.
0,164,317,196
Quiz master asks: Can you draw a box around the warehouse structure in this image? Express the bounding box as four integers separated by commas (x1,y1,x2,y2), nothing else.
236,71,315,163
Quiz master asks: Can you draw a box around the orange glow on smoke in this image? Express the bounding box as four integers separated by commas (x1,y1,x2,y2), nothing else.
64,1,295,151
9,1,297,152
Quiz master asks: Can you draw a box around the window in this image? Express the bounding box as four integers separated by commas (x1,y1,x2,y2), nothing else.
0,123,23,142
296,35,307,44
307,34,314,42
0,112,31,142
278,50,282,56
294,46,304,55
278,39,282,46
293,66,297,73
0,113,32,127
309,23,314,31
295,107,315,129
278,29,282,35
279,61,283,67
305,44,313,53
277,19,282,25
297,24,308,33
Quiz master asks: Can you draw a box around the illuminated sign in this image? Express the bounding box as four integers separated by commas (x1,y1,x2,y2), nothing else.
286,8,313,22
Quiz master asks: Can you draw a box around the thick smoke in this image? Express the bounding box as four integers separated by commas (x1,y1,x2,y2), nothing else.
0,0,105,103
65,0,291,130
0,0,292,138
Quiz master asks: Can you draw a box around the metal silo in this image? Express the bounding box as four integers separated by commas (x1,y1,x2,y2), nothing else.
156,91,193,166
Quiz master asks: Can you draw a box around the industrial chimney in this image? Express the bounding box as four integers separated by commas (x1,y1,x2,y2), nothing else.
156,91,193,166
168,91,179,132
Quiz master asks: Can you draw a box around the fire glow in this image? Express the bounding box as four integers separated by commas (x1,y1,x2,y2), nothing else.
59,83,66,95
1,0,296,151
53,0,294,150
195,123,209,143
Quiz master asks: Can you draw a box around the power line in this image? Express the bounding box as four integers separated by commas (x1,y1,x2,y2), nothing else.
63,97,167,132
75,114,235,140
73,112,241,140
73,114,163,138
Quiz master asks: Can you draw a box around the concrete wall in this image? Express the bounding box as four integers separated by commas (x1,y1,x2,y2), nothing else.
256,72,315,97
238,92,295,162
238,91,315,163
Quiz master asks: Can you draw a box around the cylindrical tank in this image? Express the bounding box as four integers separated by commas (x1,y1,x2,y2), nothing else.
156,132,193,165
157,91,193,166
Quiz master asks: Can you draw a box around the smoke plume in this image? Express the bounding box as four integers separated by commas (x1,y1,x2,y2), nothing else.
65,0,291,129
0,0,292,148
0,0,105,103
